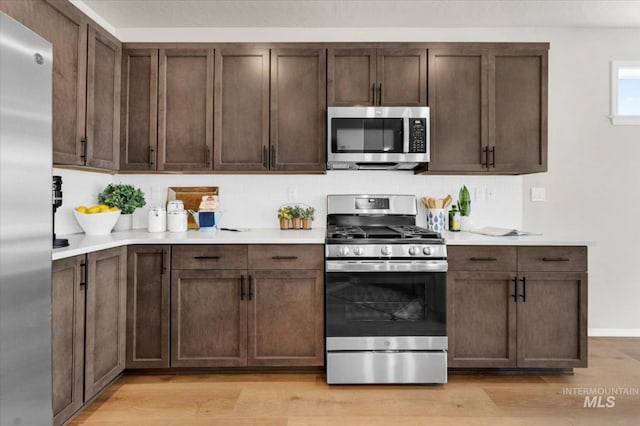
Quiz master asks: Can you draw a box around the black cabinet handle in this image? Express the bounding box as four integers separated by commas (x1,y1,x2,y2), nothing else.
161,250,167,275
371,84,376,105
205,146,211,168
194,256,220,260
542,257,570,262
489,146,495,168
378,83,382,105
80,261,87,287
469,257,497,262
148,146,155,168
272,256,298,260
80,137,87,165
519,277,526,302
271,145,276,167
482,146,488,167
240,275,245,301
511,276,518,302
263,146,268,169
248,275,253,301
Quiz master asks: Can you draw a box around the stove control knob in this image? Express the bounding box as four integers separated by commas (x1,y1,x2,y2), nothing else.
381,245,393,256
423,246,432,256
339,246,350,256
353,247,364,256
409,246,420,256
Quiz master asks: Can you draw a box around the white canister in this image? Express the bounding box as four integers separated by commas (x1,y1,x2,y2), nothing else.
167,200,184,212
426,208,447,232
147,207,167,232
167,209,188,232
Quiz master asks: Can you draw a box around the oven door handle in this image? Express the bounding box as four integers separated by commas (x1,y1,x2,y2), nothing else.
326,260,448,273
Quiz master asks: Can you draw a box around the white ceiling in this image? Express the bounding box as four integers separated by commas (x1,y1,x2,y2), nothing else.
76,0,640,29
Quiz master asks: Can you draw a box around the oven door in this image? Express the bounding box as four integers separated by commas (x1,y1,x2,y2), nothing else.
325,260,447,341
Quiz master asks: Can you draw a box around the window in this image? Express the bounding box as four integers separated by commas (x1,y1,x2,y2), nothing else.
610,61,640,125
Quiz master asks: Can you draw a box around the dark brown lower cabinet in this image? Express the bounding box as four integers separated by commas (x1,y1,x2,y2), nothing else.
169,244,324,368
52,255,85,426
126,245,170,369
171,269,248,367
447,246,587,369
84,247,127,400
248,269,324,366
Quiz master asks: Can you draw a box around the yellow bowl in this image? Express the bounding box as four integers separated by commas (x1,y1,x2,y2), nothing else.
73,209,121,236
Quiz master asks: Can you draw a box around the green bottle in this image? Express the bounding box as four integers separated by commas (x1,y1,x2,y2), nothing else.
449,205,461,232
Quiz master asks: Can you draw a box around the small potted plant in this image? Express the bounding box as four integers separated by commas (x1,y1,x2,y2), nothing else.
458,185,473,231
98,183,146,231
290,205,304,229
301,206,315,230
277,206,292,230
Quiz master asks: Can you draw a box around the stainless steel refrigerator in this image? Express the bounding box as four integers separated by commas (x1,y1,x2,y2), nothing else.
0,12,54,425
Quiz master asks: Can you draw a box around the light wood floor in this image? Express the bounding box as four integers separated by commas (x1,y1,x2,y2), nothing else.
72,338,640,425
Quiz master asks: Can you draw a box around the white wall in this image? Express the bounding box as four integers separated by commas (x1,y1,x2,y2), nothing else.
58,25,640,334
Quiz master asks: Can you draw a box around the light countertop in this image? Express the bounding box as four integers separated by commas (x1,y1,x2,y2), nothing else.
53,228,591,261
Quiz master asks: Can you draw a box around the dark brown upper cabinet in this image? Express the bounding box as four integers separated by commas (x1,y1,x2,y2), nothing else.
424,46,547,175
428,49,488,173
489,49,548,174
213,49,270,171
85,26,121,170
328,48,426,106
119,49,159,171
270,48,326,172
158,49,214,171
1,0,121,171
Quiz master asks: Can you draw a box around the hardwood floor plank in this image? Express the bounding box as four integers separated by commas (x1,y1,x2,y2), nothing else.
71,338,640,425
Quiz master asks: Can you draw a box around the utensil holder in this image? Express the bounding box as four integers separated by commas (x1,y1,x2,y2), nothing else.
426,208,446,232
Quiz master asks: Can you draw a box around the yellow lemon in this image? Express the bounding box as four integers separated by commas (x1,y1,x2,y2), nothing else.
99,205,111,212
109,207,120,212
75,206,88,213
87,206,101,214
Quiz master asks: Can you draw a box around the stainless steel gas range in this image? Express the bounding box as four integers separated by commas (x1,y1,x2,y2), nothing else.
325,194,448,384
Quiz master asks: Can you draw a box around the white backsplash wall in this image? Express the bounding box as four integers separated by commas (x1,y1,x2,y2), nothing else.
116,172,522,231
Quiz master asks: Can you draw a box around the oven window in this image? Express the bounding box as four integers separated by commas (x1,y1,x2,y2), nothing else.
326,271,446,337
331,118,404,153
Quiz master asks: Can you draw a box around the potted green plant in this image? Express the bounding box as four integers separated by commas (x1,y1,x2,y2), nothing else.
458,185,474,231
98,183,146,231
290,205,304,229
301,206,315,230
277,206,292,230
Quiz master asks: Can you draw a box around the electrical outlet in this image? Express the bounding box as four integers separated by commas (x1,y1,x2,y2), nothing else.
487,187,496,201
287,186,297,200
474,187,485,201
531,187,546,202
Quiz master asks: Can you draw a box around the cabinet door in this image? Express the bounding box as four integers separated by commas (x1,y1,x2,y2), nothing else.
1,0,87,165
270,48,326,172
213,49,270,171
327,48,376,106
516,272,588,368
86,25,121,170
427,49,488,172
120,49,158,171
447,271,517,368
126,245,170,369
84,247,126,401
52,256,85,426
489,50,548,173
377,48,427,106
158,49,214,171
171,269,247,367
248,270,324,366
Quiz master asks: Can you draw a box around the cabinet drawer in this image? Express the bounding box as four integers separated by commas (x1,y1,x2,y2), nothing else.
172,245,247,270
448,246,517,271
248,245,323,270
517,246,587,272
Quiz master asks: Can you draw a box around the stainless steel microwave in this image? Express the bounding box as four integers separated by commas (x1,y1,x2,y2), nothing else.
327,106,430,170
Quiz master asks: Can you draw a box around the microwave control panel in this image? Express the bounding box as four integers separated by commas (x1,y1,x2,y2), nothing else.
408,118,427,153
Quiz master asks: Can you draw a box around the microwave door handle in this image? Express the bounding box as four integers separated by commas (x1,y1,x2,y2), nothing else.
403,117,410,153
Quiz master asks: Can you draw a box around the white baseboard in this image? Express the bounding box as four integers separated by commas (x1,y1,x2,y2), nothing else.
588,328,640,337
